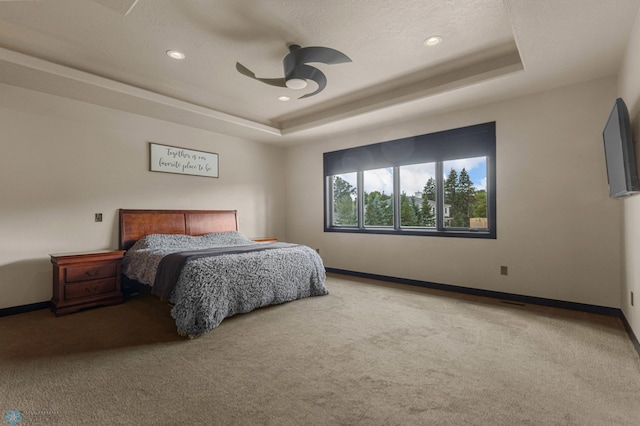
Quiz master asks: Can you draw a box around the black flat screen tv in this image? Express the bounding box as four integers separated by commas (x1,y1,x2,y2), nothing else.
602,98,639,198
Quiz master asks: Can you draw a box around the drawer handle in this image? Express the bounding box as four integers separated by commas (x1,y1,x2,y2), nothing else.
84,286,100,293
85,270,99,277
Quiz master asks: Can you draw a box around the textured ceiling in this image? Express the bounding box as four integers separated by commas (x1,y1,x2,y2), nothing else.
0,0,638,144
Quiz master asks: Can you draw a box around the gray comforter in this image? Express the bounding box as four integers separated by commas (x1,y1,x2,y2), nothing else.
122,232,327,337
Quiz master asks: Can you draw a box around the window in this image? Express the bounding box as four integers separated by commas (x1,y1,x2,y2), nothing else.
324,122,496,238
443,156,488,229
330,173,358,226
399,162,436,228
364,168,394,227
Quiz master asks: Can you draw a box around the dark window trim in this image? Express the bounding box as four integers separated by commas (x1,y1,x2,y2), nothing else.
324,122,496,239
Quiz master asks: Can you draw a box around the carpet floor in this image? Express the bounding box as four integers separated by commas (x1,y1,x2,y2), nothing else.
1,273,639,425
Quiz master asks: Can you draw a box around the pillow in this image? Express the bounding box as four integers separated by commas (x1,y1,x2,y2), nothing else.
200,231,255,247
128,231,254,252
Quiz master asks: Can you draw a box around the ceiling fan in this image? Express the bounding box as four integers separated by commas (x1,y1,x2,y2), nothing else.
236,44,352,99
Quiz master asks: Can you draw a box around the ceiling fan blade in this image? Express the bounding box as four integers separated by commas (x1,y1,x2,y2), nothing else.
235,62,286,87
287,64,327,99
284,46,351,72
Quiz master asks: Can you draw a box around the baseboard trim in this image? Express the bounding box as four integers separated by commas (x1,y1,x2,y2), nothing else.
620,313,640,357
0,301,51,317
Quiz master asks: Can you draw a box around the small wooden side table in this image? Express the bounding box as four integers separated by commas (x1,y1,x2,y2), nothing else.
252,237,278,243
50,250,125,316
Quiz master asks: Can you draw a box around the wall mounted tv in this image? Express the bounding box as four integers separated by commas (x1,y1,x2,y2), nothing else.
603,98,640,198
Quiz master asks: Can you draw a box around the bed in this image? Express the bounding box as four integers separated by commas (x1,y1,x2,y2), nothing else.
119,209,327,338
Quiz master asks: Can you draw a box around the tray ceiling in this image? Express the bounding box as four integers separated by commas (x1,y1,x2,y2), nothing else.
0,0,637,144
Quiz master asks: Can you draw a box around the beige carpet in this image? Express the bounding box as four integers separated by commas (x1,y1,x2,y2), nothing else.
1,273,639,425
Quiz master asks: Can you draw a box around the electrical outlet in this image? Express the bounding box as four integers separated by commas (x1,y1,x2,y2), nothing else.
500,266,508,276
95,213,103,222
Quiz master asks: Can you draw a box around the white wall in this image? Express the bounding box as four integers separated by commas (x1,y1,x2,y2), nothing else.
618,6,640,340
0,83,286,309
285,77,621,308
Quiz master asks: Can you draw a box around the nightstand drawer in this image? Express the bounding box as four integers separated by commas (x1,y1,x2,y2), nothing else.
65,263,117,283
65,278,117,300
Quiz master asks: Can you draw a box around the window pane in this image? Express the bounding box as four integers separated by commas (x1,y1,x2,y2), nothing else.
443,157,487,229
363,168,393,227
399,163,436,227
331,173,358,226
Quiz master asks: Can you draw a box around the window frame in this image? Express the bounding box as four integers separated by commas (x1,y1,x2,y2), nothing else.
323,122,496,239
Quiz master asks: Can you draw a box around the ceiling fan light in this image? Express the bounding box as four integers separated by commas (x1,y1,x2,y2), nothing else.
285,78,308,90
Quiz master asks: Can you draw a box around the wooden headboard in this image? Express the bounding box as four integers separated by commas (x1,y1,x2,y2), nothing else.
119,209,238,250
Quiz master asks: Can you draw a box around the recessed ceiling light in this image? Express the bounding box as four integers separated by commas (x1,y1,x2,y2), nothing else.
278,95,291,101
166,50,186,60
424,36,443,46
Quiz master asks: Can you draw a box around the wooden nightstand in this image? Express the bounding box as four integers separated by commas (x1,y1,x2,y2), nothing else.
50,250,125,316
253,237,278,243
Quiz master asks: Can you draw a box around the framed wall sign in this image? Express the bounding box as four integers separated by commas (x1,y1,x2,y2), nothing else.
149,142,219,178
